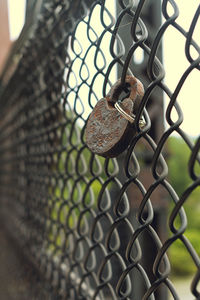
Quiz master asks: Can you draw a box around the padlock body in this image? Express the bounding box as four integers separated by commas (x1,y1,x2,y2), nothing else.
86,98,135,158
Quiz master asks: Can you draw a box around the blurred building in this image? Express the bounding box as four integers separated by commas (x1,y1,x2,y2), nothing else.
0,0,12,75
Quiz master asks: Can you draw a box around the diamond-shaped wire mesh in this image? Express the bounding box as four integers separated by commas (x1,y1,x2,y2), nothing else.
0,0,200,299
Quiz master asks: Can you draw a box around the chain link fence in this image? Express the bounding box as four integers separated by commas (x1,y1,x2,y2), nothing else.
0,0,200,299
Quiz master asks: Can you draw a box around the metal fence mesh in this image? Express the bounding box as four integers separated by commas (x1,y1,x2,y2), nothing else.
0,0,200,299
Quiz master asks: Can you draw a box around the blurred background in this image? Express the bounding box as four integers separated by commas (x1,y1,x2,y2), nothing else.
0,1,200,299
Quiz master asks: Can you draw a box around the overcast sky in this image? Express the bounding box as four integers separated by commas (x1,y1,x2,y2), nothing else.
7,0,200,137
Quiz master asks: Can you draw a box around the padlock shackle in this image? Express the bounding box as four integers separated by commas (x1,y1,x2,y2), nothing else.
105,75,144,107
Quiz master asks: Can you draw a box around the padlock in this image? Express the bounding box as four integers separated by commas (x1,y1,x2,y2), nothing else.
85,75,145,158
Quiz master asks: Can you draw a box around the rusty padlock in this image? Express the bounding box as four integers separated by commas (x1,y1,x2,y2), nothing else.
85,75,145,158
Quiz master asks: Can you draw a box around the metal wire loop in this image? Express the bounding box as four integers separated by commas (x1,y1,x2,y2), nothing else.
0,1,199,299
114,102,146,128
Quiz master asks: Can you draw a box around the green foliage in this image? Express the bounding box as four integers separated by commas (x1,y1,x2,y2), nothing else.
167,137,191,196
170,235,197,276
167,137,200,276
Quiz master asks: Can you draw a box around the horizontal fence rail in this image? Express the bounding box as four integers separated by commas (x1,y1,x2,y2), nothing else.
0,0,200,299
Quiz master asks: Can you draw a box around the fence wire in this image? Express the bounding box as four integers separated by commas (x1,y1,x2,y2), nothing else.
0,0,200,299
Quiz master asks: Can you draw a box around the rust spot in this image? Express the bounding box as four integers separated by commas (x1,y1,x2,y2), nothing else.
86,98,135,157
